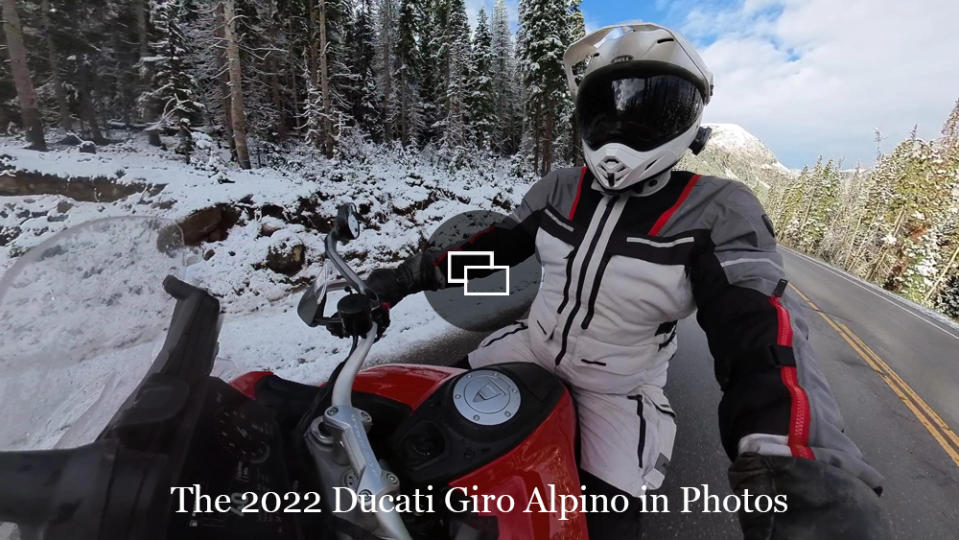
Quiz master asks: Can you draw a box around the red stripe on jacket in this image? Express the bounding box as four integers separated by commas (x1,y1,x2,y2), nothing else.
648,174,702,236
568,167,587,220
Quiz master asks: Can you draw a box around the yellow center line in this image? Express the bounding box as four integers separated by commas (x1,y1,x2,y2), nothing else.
839,324,959,451
789,284,959,469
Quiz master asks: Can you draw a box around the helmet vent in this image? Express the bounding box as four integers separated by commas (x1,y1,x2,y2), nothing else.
600,156,627,174
657,37,675,44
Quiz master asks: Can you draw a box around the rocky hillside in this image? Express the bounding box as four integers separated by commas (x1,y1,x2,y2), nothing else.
680,123,795,197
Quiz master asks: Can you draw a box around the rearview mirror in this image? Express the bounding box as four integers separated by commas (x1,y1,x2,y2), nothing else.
334,204,361,242
298,264,333,327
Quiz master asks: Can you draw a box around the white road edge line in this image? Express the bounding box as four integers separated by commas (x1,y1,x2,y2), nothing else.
781,246,959,343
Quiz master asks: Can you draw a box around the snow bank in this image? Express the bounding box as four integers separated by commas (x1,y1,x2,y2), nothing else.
1,133,535,398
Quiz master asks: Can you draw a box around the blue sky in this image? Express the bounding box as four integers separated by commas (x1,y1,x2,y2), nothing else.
582,0,713,38
470,0,959,169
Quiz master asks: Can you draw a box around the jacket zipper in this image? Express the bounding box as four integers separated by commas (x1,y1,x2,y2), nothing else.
580,252,613,330
554,197,617,365
557,243,579,314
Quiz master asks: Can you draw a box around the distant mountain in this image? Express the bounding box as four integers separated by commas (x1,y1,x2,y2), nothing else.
679,123,795,197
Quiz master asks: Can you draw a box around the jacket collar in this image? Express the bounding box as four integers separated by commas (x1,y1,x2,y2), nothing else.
589,167,673,197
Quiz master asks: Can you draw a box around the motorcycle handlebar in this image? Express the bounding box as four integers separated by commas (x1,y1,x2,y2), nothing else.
324,229,369,297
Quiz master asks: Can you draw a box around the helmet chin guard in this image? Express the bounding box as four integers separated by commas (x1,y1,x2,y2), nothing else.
584,121,701,192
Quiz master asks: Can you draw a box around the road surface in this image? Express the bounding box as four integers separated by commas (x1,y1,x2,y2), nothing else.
406,247,959,538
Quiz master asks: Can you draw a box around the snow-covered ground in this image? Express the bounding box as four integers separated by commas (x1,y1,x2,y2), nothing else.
0,132,534,449
0,123,840,452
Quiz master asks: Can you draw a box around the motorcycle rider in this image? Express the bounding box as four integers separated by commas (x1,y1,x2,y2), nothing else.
367,22,889,539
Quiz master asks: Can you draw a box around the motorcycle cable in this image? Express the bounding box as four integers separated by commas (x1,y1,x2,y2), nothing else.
292,336,358,444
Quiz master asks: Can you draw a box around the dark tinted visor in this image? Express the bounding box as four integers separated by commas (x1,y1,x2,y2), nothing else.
576,70,704,152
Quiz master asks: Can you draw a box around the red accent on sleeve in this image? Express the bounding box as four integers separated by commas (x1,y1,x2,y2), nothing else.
769,295,794,347
433,225,497,266
648,174,702,236
568,167,587,220
780,366,814,459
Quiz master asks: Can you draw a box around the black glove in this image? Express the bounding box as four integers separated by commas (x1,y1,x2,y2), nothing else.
729,453,891,540
365,251,443,307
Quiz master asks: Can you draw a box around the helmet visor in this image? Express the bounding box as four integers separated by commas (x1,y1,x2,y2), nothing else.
577,71,704,152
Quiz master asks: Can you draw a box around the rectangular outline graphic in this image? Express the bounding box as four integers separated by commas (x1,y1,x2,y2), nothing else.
463,265,510,296
446,251,495,284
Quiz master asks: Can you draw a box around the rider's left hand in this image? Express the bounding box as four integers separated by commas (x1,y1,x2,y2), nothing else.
365,251,444,307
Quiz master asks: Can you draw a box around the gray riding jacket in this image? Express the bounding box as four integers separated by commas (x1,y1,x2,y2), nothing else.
434,166,883,492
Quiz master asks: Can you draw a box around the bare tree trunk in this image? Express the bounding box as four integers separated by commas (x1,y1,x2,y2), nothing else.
867,207,907,282
286,17,300,129
317,0,333,157
288,66,299,133
212,2,233,151
40,0,70,130
379,1,394,141
77,56,106,144
267,19,288,141
270,69,288,140
532,114,541,174
223,0,251,169
542,113,555,175
137,0,148,60
2,0,46,150
925,245,959,302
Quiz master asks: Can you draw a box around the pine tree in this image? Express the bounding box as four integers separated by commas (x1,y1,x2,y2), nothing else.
440,0,470,148
490,0,519,153
139,0,205,160
466,8,495,149
375,0,400,140
942,98,959,148
557,0,584,164
345,0,383,140
517,0,569,174
417,0,444,144
394,0,423,145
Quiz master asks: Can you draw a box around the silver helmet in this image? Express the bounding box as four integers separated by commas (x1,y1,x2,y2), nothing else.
563,22,714,192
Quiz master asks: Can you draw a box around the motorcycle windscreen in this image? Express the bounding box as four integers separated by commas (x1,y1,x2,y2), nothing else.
576,71,704,151
0,217,189,451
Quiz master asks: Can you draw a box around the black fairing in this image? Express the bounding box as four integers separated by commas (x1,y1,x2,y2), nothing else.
252,374,413,456
389,362,566,485
0,277,305,540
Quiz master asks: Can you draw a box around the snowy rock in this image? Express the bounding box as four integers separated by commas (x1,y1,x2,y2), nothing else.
79,141,97,154
178,204,240,245
0,226,20,246
59,134,84,146
259,216,286,237
265,230,306,275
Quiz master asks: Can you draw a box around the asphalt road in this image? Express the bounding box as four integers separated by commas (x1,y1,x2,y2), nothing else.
403,247,959,538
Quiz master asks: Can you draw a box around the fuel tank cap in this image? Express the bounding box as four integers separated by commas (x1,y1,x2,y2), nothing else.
452,370,521,426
